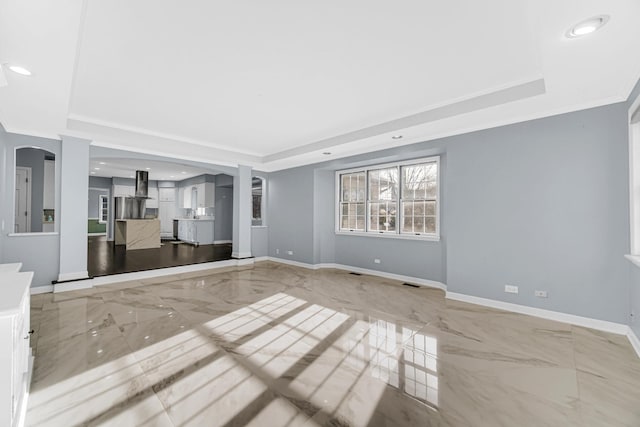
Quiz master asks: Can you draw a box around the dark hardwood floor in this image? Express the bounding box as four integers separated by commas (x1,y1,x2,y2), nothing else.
87,236,232,277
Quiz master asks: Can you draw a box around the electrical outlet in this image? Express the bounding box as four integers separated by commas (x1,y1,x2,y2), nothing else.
535,290,548,298
374,259,381,264
287,250,293,255
504,285,519,294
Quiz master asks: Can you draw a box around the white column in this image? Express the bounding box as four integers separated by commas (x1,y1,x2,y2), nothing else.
232,165,252,258
57,135,90,282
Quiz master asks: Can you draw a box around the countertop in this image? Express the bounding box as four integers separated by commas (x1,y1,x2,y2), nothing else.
0,271,32,315
174,218,214,221
116,218,160,221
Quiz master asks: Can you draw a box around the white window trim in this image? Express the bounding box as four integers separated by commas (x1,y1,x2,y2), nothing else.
98,194,108,224
252,176,267,227
628,93,640,263
335,156,440,241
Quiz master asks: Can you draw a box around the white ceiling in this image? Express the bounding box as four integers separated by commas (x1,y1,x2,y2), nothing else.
1,0,639,172
89,157,213,181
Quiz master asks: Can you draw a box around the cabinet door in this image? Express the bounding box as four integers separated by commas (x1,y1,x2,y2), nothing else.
197,183,206,207
114,185,134,197
146,187,158,208
182,187,192,209
159,188,175,202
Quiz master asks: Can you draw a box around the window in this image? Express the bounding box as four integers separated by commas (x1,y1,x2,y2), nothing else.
336,157,439,240
252,176,265,226
99,195,108,224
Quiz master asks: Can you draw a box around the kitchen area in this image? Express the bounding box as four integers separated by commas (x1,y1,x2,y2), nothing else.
87,160,234,277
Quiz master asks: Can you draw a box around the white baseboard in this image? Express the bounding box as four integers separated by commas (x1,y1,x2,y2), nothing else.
331,263,447,291
57,271,89,282
214,240,232,244
253,256,269,263
232,251,252,259
31,285,53,295
262,257,447,291
446,292,629,335
88,232,106,236
628,327,640,359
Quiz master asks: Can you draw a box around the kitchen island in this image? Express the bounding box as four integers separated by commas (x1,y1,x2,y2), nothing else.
115,219,161,250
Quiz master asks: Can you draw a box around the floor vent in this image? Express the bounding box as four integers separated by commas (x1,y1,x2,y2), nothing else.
403,282,420,288
349,272,362,276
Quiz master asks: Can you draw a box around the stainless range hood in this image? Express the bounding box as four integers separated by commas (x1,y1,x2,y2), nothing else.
114,170,152,219
135,170,149,198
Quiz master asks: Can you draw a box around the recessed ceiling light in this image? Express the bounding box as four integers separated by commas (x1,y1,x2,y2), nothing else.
99,162,106,165
129,175,134,178
392,135,403,140
8,65,32,76
145,167,151,170
94,167,100,170
181,171,187,174
566,15,609,38
323,152,331,155
90,171,96,174
170,175,175,178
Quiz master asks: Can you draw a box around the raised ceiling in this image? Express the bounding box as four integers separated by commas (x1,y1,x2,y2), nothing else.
1,0,639,171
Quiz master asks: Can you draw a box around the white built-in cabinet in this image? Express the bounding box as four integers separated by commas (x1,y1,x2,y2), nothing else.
196,182,215,207
146,186,158,209
178,182,214,209
177,220,214,245
0,267,33,427
158,188,175,202
113,185,135,197
182,187,192,209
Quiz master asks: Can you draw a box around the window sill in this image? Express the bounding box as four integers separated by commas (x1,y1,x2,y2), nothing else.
8,232,59,237
625,254,640,269
251,226,268,229
335,231,440,242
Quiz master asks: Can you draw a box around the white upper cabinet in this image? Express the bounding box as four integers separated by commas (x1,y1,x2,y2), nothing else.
197,182,215,207
158,188,175,202
113,185,135,197
146,186,158,208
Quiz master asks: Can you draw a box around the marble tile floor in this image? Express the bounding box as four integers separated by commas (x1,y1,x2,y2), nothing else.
27,261,640,427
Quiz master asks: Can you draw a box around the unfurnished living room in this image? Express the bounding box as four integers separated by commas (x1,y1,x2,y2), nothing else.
1,1,640,426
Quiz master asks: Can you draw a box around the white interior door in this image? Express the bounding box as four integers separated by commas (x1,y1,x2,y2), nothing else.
15,167,31,233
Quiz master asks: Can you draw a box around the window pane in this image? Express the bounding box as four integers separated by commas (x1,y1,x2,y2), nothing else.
402,162,437,200
369,202,396,232
369,168,398,202
403,216,413,233
341,172,365,202
426,217,436,233
340,202,365,231
400,161,437,235
425,201,436,216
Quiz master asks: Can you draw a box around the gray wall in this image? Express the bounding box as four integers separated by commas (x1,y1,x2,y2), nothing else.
16,148,48,232
268,166,315,263
88,188,108,218
215,184,233,241
268,102,632,324
252,227,268,257
0,129,62,288
628,77,640,336
444,104,629,324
